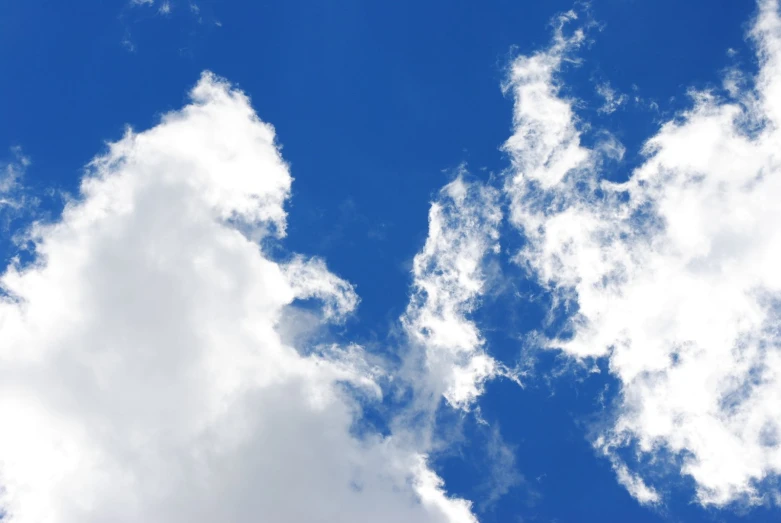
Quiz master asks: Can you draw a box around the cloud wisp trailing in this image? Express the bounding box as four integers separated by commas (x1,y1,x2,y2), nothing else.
0,73,485,523
504,0,781,507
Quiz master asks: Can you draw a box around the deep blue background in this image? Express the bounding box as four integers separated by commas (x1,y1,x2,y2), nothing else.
0,1,772,521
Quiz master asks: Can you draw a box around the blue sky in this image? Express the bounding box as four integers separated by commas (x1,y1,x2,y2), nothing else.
1,1,781,522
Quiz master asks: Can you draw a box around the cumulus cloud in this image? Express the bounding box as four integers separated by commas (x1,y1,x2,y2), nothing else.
504,0,781,507
0,72,478,523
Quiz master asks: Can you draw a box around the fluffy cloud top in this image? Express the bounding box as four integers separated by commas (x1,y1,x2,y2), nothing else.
0,72,478,523
505,0,781,507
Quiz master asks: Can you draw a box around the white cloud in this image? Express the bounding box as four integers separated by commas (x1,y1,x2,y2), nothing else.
596,81,628,115
0,147,29,207
475,425,525,510
401,175,509,411
502,11,589,190
611,461,661,505
121,31,136,53
0,72,477,523
0,148,36,241
505,0,781,507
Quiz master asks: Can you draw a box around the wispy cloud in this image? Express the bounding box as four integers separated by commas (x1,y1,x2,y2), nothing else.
0,147,28,205
595,81,628,114
0,147,37,240
401,176,506,411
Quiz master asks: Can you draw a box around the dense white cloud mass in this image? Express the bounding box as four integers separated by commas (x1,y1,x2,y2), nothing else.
505,0,781,507
0,73,478,523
